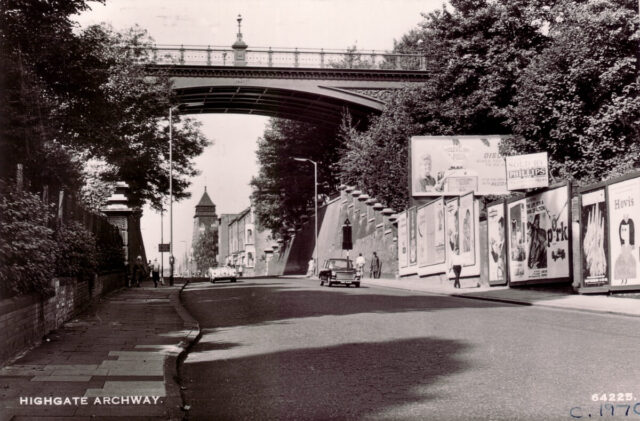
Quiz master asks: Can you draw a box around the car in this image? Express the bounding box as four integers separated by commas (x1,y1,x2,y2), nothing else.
318,258,361,287
208,266,237,283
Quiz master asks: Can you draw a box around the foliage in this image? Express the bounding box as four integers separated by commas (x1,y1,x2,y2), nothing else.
0,186,56,297
337,0,639,210
54,221,98,281
95,223,125,273
250,119,342,235
0,1,209,210
193,229,218,270
504,0,640,184
338,0,548,210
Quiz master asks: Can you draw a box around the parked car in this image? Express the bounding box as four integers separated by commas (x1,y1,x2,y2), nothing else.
208,266,237,283
319,258,361,287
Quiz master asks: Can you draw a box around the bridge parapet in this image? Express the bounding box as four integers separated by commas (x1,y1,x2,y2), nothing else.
147,44,429,71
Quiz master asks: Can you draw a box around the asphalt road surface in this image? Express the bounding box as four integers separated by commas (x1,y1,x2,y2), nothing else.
180,277,640,420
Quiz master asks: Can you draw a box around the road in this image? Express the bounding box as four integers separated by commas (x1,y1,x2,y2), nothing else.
180,276,640,420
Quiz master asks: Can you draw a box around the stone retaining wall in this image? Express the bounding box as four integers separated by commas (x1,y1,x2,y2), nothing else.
0,272,125,366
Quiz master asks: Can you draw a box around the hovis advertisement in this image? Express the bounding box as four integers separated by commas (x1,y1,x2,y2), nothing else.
507,185,571,284
607,177,640,288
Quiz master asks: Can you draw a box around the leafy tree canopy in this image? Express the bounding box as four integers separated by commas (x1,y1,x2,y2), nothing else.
0,0,209,210
338,0,639,210
251,118,342,236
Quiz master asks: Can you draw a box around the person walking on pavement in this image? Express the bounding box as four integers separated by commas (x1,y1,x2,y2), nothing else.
448,250,463,288
237,264,243,277
355,253,366,278
131,256,147,288
151,258,161,288
307,258,315,277
371,252,381,279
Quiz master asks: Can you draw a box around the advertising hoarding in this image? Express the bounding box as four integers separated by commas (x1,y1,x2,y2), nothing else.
580,188,609,289
426,198,446,266
417,204,428,267
408,207,418,267
506,152,549,190
487,201,507,285
507,184,571,284
607,177,640,289
445,198,459,259
397,212,408,269
410,136,508,197
459,192,476,266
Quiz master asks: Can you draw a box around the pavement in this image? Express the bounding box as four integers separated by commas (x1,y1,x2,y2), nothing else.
361,275,640,318
0,279,199,421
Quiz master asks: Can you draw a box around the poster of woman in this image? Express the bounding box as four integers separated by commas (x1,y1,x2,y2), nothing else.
425,198,446,266
607,177,640,288
445,199,459,259
487,202,507,285
458,192,475,266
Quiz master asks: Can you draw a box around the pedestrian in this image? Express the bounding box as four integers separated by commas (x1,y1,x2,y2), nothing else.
151,258,161,288
355,253,366,278
307,258,315,277
371,252,381,279
448,250,463,289
237,264,243,277
131,256,147,288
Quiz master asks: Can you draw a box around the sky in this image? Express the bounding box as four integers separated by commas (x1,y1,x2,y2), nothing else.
74,0,447,269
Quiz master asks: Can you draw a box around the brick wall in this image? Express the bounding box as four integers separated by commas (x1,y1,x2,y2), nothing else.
0,272,125,366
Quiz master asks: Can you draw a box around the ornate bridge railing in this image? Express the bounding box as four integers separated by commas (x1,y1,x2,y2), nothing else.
146,44,429,71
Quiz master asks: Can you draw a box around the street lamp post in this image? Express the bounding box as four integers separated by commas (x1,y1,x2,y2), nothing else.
168,101,203,286
293,157,318,275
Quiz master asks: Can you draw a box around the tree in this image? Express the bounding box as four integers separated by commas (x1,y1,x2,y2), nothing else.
0,2,209,210
193,229,218,270
250,118,342,236
338,0,549,210
504,0,640,183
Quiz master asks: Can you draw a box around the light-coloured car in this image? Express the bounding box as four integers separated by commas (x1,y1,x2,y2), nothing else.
208,266,237,283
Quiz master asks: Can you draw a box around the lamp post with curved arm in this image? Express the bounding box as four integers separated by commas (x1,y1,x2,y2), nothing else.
168,102,203,285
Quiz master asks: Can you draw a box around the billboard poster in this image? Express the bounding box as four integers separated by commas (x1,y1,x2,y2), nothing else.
459,192,476,266
506,152,549,190
398,212,408,268
507,185,571,283
446,199,459,260
607,177,640,288
425,198,446,266
508,198,527,281
417,204,428,267
408,207,417,266
581,189,609,288
487,202,507,285
410,135,508,197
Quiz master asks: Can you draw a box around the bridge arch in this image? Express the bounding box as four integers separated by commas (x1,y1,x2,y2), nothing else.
146,64,430,126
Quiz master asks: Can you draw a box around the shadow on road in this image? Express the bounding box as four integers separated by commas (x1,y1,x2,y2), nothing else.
183,336,470,420
183,279,514,330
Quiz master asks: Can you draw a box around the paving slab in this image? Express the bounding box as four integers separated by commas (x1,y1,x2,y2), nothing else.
0,279,200,420
362,276,640,318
